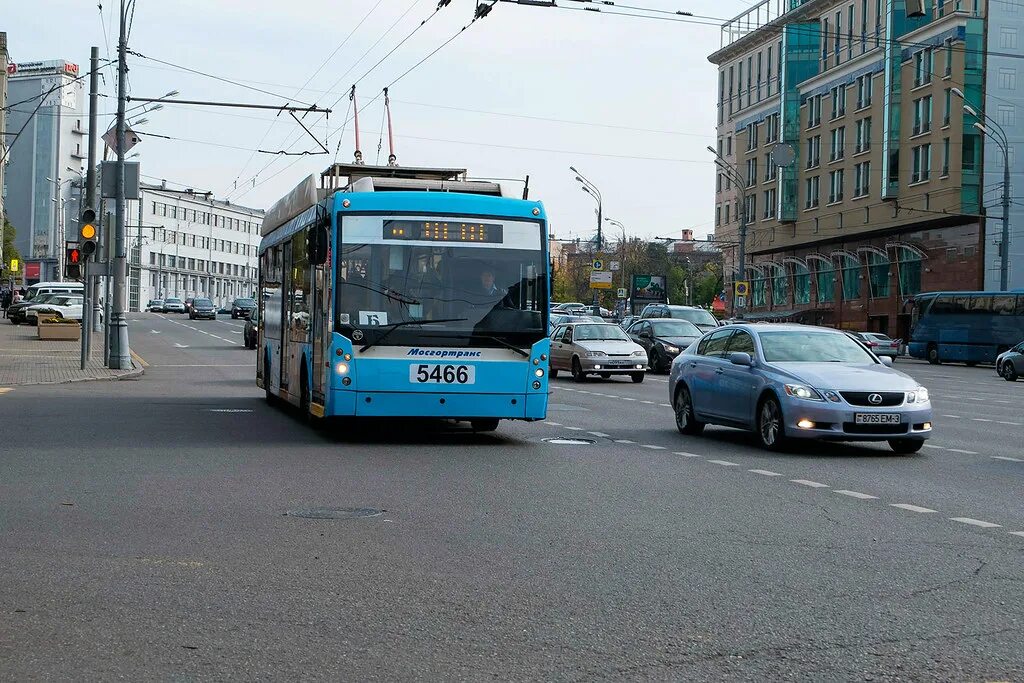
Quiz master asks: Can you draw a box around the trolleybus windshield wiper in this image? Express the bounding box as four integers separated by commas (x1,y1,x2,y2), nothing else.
420,332,530,358
359,318,468,353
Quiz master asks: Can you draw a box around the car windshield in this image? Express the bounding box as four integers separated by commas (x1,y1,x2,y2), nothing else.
195,298,213,306
52,296,81,306
651,320,701,337
335,214,548,349
668,308,719,326
759,331,878,363
235,298,256,306
165,298,182,304
867,333,892,341
573,324,629,341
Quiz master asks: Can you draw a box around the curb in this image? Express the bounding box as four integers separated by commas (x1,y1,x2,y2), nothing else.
6,363,145,387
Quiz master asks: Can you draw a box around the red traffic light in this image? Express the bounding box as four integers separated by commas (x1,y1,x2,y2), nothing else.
68,248,81,264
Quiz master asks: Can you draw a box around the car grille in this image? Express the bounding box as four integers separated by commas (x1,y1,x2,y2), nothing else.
842,422,909,435
840,391,905,407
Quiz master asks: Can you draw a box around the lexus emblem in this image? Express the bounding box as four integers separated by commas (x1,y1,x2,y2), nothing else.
868,393,883,405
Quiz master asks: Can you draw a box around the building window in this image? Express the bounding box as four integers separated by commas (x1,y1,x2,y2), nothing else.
860,0,868,50
841,256,861,300
765,113,780,143
727,135,733,155
757,52,763,101
794,263,811,304
745,194,757,222
835,10,843,63
856,73,873,109
772,266,789,306
747,122,759,151
728,66,734,115
830,126,846,162
1000,67,1017,90
716,206,721,226
912,143,932,182
998,104,1016,126
914,49,933,87
897,248,922,296
822,17,830,67
717,173,723,192
855,117,872,153
1000,27,1018,49
847,3,854,59
854,161,871,197
829,169,845,203
806,135,822,169
766,46,773,97
868,252,890,298
805,175,820,208
762,188,777,219
942,137,951,176
943,88,951,126
765,153,777,181
830,85,847,119
963,133,979,171
913,96,933,134
746,158,758,187
149,253,156,265
816,262,835,303
944,39,953,76
724,204,731,223
752,277,767,307
808,94,823,128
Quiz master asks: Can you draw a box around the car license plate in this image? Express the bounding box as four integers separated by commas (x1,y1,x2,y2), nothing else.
854,413,901,425
410,364,476,385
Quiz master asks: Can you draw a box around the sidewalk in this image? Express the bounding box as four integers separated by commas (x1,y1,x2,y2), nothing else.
0,319,143,386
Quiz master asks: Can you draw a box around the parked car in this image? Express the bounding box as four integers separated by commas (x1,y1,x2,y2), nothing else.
8,292,76,325
669,324,933,454
146,299,164,312
163,297,186,314
640,304,721,332
627,318,703,373
996,341,1024,381
7,283,84,324
550,313,592,329
552,302,588,316
25,295,84,324
243,306,259,349
231,297,257,319
549,321,647,383
619,315,640,330
189,297,217,320
847,331,901,359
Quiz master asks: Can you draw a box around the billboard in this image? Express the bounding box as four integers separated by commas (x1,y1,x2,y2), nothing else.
631,275,667,313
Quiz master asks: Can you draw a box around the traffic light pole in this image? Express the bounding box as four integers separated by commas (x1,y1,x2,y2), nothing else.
108,0,132,370
81,46,100,371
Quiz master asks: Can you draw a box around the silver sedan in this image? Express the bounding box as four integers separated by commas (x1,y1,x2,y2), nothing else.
668,324,934,454
549,322,648,383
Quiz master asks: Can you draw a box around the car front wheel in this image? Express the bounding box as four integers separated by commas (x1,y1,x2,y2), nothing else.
630,372,645,383
571,358,587,383
889,438,924,454
756,395,787,451
1004,363,1019,382
673,385,703,435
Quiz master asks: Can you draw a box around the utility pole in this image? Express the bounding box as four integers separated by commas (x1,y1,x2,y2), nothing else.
707,146,747,315
571,166,603,314
109,0,131,369
81,46,100,370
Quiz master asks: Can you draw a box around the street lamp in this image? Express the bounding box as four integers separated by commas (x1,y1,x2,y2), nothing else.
604,217,628,297
706,145,748,315
570,166,605,314
951,87,1011,290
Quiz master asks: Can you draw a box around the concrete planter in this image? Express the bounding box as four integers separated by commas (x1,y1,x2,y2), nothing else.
38,320,82,341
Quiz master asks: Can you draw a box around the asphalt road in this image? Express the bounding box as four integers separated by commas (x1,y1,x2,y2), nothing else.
1,313,1022,681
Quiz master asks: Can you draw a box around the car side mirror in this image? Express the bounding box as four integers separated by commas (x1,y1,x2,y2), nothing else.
728,351,753,366
879,355,893,367
639,330,651,338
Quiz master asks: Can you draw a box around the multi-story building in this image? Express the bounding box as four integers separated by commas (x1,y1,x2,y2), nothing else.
4,59,86,282
709,0,1023,338
130,182,264,311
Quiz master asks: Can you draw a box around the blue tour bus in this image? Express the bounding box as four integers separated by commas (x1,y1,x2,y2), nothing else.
906,290,1024,365
256,163,551,430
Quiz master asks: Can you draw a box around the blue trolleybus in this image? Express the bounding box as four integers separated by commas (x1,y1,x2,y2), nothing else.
256,163,550,430
906,290,1024,365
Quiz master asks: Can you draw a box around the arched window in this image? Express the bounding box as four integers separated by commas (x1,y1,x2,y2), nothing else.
897,247,922,296
771,265,789,306
794,263,811,304
868,252,890,298
841,255,861,300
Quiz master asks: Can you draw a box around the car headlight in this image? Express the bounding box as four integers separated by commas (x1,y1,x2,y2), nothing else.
585,351,607,358
784,384,823,401
631,350,645,357
663,345,680,354
906,387,929,403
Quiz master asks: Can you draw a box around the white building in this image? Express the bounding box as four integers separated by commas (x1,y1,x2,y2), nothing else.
130,182,264,311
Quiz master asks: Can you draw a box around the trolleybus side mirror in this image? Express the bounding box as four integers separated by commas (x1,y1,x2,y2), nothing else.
306,224,329,265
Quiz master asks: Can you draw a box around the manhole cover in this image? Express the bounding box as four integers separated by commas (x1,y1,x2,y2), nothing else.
543,437,595,445
285,507,385,520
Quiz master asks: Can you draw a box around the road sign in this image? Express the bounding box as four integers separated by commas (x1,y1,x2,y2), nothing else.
590,271,614,289
736,295,748,308
616,287,627,298
734,280,750,297
101,126,141,155
592,259,604,271
609,260,620,271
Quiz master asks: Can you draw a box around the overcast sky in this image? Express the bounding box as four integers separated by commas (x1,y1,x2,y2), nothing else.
9,0,754,242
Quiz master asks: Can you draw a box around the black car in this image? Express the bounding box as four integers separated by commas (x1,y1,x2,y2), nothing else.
231,297,257,319
189,297,217,320
627,318,703,373
8,293,67,325
639,304,721,332
243,307,259,349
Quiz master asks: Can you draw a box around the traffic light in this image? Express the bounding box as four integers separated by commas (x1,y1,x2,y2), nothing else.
79,208,98,256
65,246,83,280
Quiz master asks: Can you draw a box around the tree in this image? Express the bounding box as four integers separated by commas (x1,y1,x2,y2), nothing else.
2,216,22,277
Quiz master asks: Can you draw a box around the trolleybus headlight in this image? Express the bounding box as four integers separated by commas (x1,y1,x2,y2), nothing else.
336,362,349,375
535,368,544,377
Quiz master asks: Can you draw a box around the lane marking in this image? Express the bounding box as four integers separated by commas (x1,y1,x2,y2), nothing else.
923,444,945,450
659,403,671,407
946,448,979,455
972,418,994,422
834,490,878,500
707,459,739,466
791,479,829,488
641,444,666,450
588,431,610,437
614,439,635,444
174,343,190,348
1008,532,1024,538
207,409,255,413
545,421,562,426
129,349,149,368
640,400,655,405
675,452,703,458
942,414,961,418
949,517,1001,529
748,468,782,476
995,421,1022,426
621,397,636,401
890,503,937,513
565,426,583,431
992,456,1024,462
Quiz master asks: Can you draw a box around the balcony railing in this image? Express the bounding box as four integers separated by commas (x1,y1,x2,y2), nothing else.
721,0,805,48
